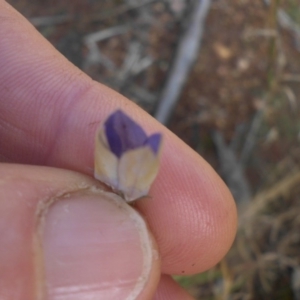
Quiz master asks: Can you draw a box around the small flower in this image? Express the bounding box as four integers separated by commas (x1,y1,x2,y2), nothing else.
94,110,162,202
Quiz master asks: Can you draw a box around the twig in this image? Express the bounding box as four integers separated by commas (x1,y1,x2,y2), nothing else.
114,42,153,91
30,15,71,27
84,26,129,45
282,86,297,111
277,9,300,51
83,26,129,70
281,73,300,82
30,0,157,27
116,42,142,84
240,109,264,167
212,130,252,209
130,85,157,105
292,267,300,300
263,0,300,51
241,170,300,222
244,28,278,38
154,0,212,124
229,123,248,153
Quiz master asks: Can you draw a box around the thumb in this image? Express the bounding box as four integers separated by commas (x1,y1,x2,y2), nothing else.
0,164,160,300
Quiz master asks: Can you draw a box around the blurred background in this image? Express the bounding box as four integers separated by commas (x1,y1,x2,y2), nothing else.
7,0,300,298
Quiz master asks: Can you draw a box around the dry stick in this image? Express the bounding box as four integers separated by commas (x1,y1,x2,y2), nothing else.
282,74,300,82
30,0,157,27
116,42,142,86
116,42,153,90
263,0,300,51
241,171,300,223
154,0,212,125
83,26,129,71
240,109,264,167
212,131,252,208
84,26,129,45
278,10,300,50
292,267,300,300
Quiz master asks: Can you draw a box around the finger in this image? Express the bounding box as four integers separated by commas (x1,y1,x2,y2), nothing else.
0,1,237,275
0,163,160,300
153,275,195,300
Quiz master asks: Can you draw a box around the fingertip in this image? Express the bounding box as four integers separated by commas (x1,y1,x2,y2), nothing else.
138,138,237,274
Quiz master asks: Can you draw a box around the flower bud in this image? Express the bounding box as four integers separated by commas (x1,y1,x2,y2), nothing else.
94,110,162,202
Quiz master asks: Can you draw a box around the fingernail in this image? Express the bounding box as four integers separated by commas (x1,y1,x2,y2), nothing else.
38,190,153,300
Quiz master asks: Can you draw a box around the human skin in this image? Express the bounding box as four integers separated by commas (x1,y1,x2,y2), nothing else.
0,1,237,299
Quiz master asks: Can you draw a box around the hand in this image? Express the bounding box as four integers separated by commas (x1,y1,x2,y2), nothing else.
0,2,237,299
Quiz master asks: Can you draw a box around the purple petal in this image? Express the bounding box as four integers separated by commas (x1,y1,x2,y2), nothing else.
105,110,147,157
146,133,162,154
